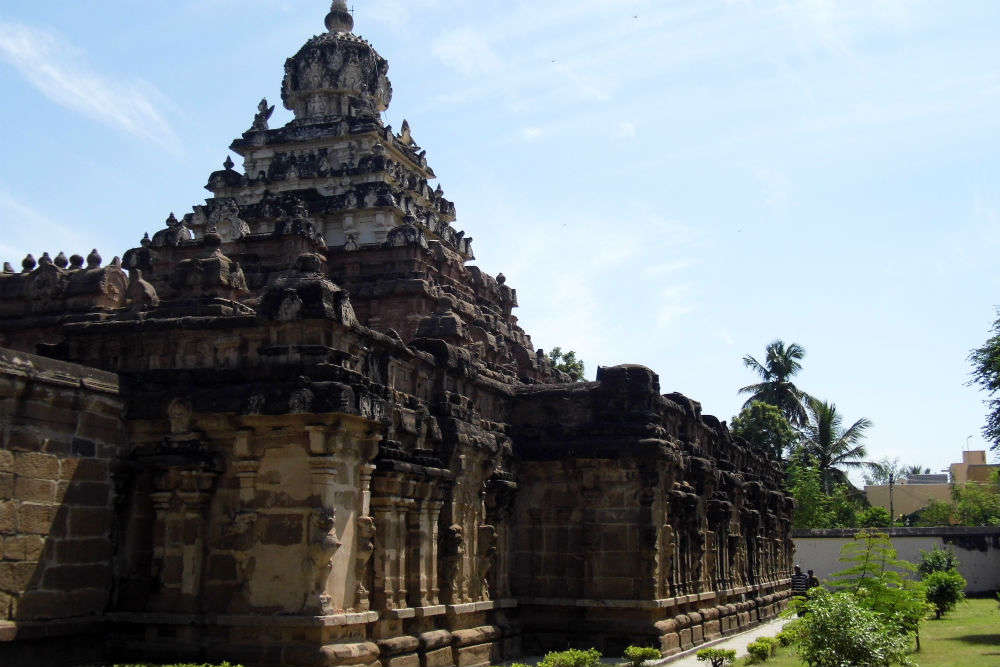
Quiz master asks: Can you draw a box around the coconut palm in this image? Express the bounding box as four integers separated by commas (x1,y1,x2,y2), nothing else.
800,397,872,493
903,465,931,477
739,340,810,425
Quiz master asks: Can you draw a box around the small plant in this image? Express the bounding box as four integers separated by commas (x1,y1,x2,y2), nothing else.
917,546,960,576
538,648,602,667
745,639,771,663
623,646,661,667
775,630,792,647
923,569,967,619
695,648,736,667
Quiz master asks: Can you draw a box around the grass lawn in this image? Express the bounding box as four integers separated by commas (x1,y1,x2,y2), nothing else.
735,597,1000,667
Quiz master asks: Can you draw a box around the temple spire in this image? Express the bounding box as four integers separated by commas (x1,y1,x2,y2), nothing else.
325,0,354,33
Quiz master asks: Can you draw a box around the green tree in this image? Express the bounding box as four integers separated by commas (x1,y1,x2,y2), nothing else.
827,529,928,650
787,453,832,530
917,547,959,577
913,499,954,527
739,340,810,425
547,347,585,381
903,465,931,477
828,484,862,528
969,310,1000,450
799,397,872,493
951,480,1000,526
730,401,799,459
923,570,966,619
827,529,916,593
858,506,892,527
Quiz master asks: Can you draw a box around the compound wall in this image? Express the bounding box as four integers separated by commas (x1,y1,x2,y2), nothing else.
793,527,1000,594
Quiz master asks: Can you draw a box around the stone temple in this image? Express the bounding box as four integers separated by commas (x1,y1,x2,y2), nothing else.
0,3,793,665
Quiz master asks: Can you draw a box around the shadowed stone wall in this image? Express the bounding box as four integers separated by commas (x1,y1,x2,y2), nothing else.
0,348,122,665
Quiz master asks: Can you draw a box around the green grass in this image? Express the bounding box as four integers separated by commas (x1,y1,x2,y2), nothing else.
736,597,1000,666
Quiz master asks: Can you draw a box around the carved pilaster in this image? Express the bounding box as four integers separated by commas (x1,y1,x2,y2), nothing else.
233,429,259,504
354,463,377,611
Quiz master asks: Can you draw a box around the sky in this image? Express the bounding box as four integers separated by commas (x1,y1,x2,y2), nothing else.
1,1,998,478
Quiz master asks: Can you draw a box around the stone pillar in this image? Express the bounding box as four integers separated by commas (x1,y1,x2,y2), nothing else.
428,498,444,604
355,463,377,612
233,429,259,505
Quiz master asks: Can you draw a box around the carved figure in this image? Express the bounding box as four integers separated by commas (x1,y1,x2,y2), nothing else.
354,515,376,611
252,98,275,131
167,398,193,435
306,509,341,613
477,524,498,600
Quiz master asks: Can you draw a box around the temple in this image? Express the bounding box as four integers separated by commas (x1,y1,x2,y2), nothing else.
0,3,793,666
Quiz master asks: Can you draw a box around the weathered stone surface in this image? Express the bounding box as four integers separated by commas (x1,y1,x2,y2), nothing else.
0,4,792,665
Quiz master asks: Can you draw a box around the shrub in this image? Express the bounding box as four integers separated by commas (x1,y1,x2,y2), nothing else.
791,588,912,667
759,636,778,655
695,648,736,667
923,570,966,619
623,645,661,667
745,639,771,663
917,546,960,576
858,506,892,527
775,630,793,647
538,648,601,667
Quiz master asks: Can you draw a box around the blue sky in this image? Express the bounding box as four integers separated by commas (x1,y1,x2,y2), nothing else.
1,1,998,477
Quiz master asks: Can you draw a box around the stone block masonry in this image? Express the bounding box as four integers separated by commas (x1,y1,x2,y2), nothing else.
0,3,792,665
0,349,121,658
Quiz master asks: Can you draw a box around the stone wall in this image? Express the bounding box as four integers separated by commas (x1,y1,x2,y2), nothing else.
0,348,122,663
793,527,1000,594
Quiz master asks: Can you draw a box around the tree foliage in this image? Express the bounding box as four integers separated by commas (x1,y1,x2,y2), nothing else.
951,478,1000,526
787,454,832,530
730,401,798,460
917,547,959,577
547,347,585,382
969,310,1000,450
923,570,966,619
825,530,928,650
538,648,601,667
623,646,660,667
787,453,868,529
739,340,810,425
912,499,955,527
799,397,872,493
790,588,913,667
695,648,736,667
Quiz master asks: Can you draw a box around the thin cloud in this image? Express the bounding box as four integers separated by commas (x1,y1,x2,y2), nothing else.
0,188,91,262
0,21,180,154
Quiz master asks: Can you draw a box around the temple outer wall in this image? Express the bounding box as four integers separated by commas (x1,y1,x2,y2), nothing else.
0,348,124,665
793,527,1000,593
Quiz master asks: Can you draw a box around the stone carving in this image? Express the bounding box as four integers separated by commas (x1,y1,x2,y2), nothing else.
354,515,376,610
306,509,341,613
477,524,498,599
167,398,193,435
251,98,275,131
0,3,794,664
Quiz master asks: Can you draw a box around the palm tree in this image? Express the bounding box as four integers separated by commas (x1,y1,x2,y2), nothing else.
739,340,810,425
902,465,931,477
800,397,873,493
